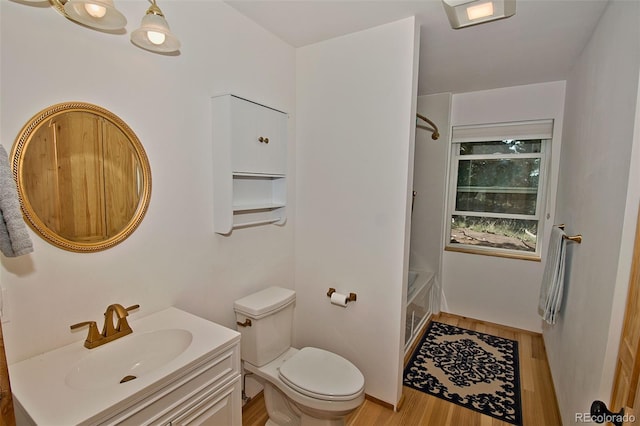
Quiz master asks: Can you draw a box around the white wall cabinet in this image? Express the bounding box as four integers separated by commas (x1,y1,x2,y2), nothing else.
212,95,288,234
230,98,286,175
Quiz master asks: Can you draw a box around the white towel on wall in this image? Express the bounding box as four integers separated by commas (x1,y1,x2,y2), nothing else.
0,145,33,257
538,226,567,325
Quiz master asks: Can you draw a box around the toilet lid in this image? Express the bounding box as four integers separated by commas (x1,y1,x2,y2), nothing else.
278,347,364,401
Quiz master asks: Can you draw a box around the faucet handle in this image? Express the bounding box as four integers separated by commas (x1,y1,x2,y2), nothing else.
70,320,95,330
125,304,140,313
70,321,102,347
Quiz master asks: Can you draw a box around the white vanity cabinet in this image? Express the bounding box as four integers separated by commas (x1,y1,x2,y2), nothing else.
212,95,288,234
104,342,241,426
10,308,242,426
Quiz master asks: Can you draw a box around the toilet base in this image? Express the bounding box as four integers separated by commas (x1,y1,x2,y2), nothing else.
262,380,348,426
243,348,363,426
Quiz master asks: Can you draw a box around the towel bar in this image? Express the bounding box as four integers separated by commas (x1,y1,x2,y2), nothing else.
233,218,281,229
563,234,582,244
557,224,582,244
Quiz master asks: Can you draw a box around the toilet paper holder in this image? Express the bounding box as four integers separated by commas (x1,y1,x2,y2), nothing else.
327,288,357,303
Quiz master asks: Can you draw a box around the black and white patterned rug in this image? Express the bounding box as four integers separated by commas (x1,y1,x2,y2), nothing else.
403,321,522,425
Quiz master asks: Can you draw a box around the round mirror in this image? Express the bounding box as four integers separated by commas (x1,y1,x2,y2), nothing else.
11,102,151,252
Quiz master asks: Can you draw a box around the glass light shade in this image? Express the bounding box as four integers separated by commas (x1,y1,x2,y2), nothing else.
131,13,180,53
84,3,107,18
147,31,165,45
466,2,494,20
63,0,126,31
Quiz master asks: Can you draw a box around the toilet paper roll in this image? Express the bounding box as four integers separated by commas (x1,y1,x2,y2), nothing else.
330,292,348,307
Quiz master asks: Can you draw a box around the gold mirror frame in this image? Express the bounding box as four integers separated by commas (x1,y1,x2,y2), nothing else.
11,102,152,253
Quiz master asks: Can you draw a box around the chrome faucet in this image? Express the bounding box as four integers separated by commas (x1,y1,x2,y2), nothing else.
70,304,140,349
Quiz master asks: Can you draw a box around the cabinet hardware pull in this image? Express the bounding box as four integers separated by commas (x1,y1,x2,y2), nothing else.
258,137,269,144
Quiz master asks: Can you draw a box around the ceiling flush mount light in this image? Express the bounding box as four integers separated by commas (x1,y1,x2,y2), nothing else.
51,0,127,31
131,0,181,53
442,0,516,29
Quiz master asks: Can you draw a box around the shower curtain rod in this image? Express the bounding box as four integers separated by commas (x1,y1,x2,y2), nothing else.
416,113,440,140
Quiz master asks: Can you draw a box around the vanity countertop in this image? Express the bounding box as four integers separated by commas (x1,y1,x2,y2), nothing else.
9,307,240,425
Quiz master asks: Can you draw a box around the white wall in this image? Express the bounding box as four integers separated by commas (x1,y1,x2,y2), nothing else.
295,17,420,407
0,0,296,364
411,93,451,314
442,81,566,332
544,1,640,423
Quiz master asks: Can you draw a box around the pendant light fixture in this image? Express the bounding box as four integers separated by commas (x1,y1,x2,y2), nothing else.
21,0,181,55
131,0,181,53
51,0,127,31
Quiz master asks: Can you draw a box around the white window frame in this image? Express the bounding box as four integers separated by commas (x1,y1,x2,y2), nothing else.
445,119,553,260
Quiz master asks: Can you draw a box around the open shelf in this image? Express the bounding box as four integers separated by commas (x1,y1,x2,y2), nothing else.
232,203,286,212
231,174,285,211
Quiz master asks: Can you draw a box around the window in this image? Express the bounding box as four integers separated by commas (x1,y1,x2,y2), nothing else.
446,120,553,259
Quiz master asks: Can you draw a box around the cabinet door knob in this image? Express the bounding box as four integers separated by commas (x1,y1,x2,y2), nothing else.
258,136,269,144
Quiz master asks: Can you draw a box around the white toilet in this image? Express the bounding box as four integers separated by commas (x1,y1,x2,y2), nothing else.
234,286,365,426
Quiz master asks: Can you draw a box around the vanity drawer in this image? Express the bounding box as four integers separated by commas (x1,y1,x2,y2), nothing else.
107,345,240,425
168,377,241,425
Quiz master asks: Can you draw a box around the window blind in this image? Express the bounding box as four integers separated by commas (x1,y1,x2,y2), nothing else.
451,119,554,143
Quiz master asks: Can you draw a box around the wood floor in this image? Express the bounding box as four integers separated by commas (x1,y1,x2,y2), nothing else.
242,313,562,426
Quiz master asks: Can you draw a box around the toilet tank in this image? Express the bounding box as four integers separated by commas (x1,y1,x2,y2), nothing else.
233,286,296,367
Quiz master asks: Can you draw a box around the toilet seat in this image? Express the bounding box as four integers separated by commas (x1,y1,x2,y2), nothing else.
278,347,365,402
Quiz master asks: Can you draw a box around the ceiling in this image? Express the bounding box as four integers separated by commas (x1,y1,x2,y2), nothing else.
225,0,609,95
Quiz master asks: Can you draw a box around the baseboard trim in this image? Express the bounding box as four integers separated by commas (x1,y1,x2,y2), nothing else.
243,389,401,414
364,393,396,411
394,393,406,412
434,312,542,337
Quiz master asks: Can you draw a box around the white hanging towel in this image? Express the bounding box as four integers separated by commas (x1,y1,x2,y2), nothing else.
0,145,33,257
538,226,567,325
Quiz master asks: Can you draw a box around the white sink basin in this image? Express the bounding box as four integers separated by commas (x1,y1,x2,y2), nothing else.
9,307,240,426
65,328,193,390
